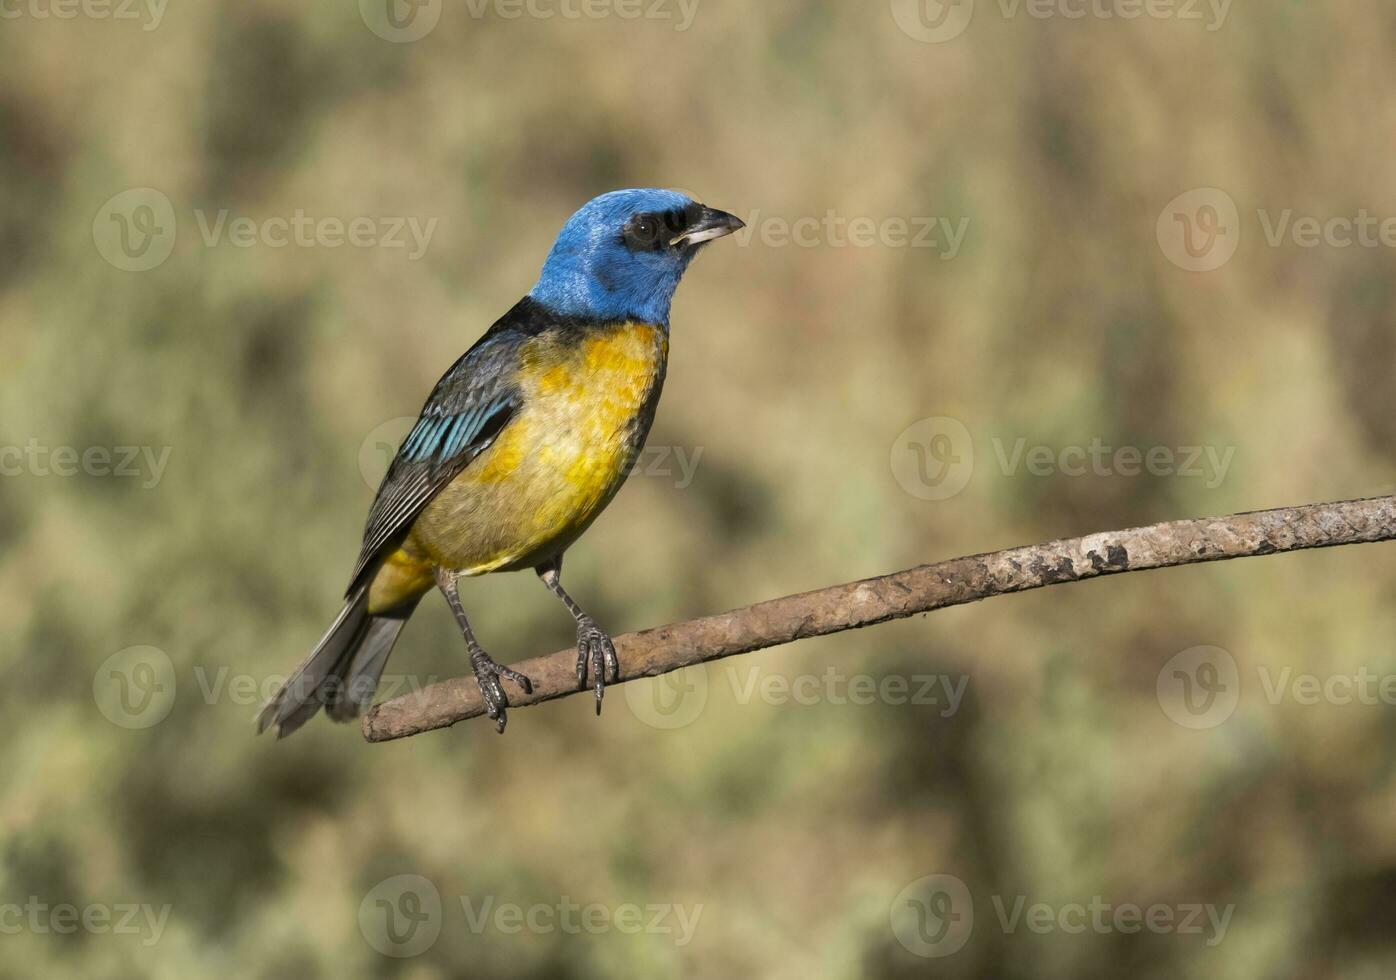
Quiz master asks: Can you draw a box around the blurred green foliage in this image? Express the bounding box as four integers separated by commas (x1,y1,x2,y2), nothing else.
3,1,1396,977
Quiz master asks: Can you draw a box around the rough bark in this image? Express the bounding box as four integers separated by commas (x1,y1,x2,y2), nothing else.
363,495,1396,742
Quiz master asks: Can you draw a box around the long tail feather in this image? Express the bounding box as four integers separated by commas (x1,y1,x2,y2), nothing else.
257,589,413,738
324,616,409,722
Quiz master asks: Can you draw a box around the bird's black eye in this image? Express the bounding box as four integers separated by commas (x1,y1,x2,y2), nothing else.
623,214,664,251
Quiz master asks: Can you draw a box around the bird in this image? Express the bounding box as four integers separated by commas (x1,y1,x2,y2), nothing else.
257,188,744,737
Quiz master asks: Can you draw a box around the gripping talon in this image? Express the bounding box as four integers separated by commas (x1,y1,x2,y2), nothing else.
537,562,622,719
594,649,604,712
500,664,533,696
470,651,532,735
574,617,618,715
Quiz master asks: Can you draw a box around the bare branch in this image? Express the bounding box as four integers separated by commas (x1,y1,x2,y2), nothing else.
363,495,1396,742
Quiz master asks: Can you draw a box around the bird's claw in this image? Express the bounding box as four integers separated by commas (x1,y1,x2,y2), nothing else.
470,650,533,734
574,617,620,714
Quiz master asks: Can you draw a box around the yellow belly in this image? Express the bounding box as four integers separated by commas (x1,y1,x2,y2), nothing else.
403,321,667,580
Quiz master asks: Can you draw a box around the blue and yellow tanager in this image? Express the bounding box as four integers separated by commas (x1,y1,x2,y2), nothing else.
258,189,744,736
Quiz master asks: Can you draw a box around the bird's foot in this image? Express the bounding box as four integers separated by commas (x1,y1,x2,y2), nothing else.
470,648,533,734
574,617,620,714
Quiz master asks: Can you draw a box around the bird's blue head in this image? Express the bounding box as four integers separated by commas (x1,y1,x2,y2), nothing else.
530,189,745,326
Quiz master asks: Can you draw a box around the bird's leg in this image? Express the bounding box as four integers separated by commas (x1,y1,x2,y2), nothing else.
434,567,532,733
535,557,619,714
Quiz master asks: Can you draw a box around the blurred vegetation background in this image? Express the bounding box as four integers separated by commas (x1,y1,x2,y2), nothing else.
4,1,1396,977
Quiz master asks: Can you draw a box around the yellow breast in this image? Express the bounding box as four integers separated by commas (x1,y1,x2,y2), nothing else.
407,321,669,578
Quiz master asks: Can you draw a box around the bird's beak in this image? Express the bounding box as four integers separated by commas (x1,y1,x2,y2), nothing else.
671,206,746,247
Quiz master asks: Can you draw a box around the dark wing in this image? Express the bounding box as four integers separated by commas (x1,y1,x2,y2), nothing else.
346,322,529,594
